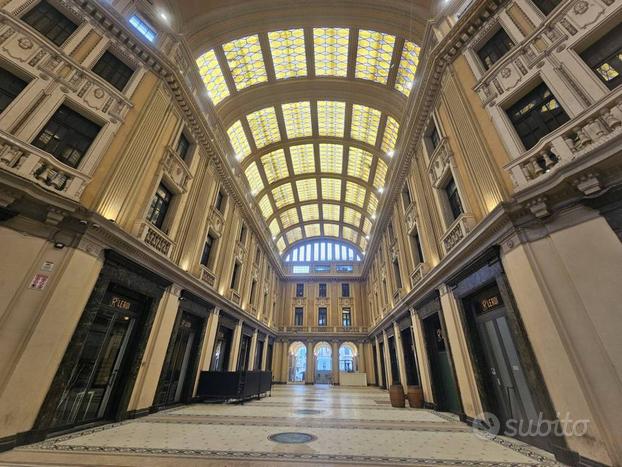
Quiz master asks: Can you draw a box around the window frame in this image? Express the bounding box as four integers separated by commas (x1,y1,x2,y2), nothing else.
21,0,79,47
146,183,173,230
319,283,327,298
318,307,328,326
579,22,622,91
341,283,350,297
128,13,157,43
92,50,135,92
476,27,515,71
0,66,29,115
342,307,352,327
295,283,304,297
200,232,217,269
294,307,304,326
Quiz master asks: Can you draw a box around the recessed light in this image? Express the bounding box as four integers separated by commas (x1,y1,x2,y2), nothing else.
378,187,384,193
387,150,395,157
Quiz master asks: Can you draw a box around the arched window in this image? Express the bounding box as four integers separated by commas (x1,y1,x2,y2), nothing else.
284,238,363,263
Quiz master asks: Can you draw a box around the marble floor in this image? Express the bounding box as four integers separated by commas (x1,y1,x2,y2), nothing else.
0,384,563,466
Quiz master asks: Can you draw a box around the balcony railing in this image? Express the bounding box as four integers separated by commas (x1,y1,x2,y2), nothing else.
0,130,90,201
137,221,174,258
506,91,622,191
279,325,367,334
441,213,475,254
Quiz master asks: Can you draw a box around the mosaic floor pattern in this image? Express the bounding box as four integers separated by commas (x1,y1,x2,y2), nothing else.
0,384,564,466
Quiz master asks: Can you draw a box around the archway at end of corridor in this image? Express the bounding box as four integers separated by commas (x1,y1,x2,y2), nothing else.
288,341,307,383
314,341,332,384
338,342,358,373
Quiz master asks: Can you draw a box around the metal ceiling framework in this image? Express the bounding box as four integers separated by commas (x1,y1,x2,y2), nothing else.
192,21,420,256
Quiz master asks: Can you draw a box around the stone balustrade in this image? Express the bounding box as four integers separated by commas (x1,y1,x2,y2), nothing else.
506,91,622,190
137,221,175,258
278,325,367,334
0,130,90,201
441,213,475,254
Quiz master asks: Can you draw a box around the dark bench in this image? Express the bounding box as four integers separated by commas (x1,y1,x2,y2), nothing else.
196,370,272,403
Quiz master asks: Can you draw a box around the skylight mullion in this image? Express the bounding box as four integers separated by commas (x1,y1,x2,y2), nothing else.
258,33,277,81
386,36,405,88
347,28,358,79
304,28,315,78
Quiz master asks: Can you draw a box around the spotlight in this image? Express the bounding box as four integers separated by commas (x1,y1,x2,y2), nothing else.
54,242,65,249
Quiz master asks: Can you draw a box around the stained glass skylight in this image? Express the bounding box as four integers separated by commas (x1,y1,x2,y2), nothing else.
323,203,341,221
296,178,317,201
345,181,366,208
261,149,289,183
272,183,294,208
351,105,380,145
269,218,280,237
324,223,340,237
317,101,345,137
244,162,264,194
282,101,312,139
281,207,300,228
321,178,342,201
362,218,372,235
368,192,378,214
319,144,343,173
258,194,273,218
373,159,388,189
268,29,307,79
343,206,362,227
342,226,359,244
286,227,303,244
196,49,230,105
247,106,280,149
396,40,420,96
276,237,286,252
289,144,315,174
227,120,251,159
381,116,400,154
305,223,321,238
301,204,320,221
347,147,373,182
355,30,395,84
222,34,267,90
313,27,349,77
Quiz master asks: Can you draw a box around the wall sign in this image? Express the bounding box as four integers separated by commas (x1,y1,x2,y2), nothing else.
480,293,503,312
29,273,49,290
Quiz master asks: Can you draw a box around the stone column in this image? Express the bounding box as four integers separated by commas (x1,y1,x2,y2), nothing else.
260,336,269,370
393,321,409,393
331,341,340,385
228,320,243,371
438,284,483,418
305,340,315,384
411,310,434,404
248,329,258,370
374,336,383,387
280,339,289,383
356,342,366,374
382,330,393,386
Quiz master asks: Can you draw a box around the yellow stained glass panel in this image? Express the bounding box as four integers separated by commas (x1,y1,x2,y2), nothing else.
347,147,373,182
342,226,358,244
269,218,280,237
227,120,251,159
286,227,303,244
373,159,388,189
222,34,267,91
323,223,339,237
359,236,367,251
362,218,372,235
244,162,264,194
396,40,420,96
282,101,312,139
296,178,317,201
261,149,289,183
322,203,340,221
305,223,321,238
345,181,366,208
317,101,345,137
258,194,273,218
196,49,229,105
268,29,307,79
321,178,342,201
276,237,286,252
355,30,395,84
247,106,280,149
289,144,315,174
319,144,343,173
351,104,380,145
343,206,362,227
272,183,294,208
301,204,320,221
313,27,349,77
368,192,378,214
381,116,400,154
280,207,299,229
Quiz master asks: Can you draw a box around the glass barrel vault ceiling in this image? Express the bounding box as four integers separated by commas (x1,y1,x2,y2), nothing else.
195,27,421,255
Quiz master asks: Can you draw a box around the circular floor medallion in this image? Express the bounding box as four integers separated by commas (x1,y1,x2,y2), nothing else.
268,432,317,444
295,409,324,415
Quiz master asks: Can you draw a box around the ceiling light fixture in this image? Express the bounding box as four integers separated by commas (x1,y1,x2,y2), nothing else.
387,149,395,157
378,187,384,193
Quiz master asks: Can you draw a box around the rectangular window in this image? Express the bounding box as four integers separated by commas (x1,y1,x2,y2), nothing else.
314,265,331,272
506,82,570,150
476,28,514,70
319,283,327,297
428,124,441,151
401,183,412,207
92,51,134,91
230,261,241,290
176,132,191,161
580,23,622,91
336,264,353,272
249,280,257,305
238,223,247,244
200,233,216,267
129,14,156,42
342,308,351,327
341,283,350,297
444,177,464,222
146,183,172,229
410,230,424,264
32,104,101,168
393,259,403,289
318,307,327,326
388,221,396,243
254,246,261,265
22,0,78,47
296,283,304,297
294,307,304,326
0,67,28,114
215,189,226,212
531,0,560,15
293,265,310,274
